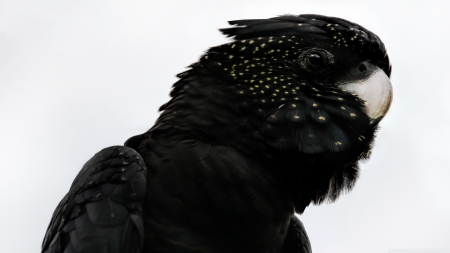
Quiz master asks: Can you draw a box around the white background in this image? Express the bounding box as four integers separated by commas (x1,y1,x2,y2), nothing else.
1,1,449,252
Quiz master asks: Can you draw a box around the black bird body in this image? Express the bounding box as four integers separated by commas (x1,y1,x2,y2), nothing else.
132,133,293,252
42,14,392,253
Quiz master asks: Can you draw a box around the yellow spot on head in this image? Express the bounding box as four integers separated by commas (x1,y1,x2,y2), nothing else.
229,55,234,59
292,104,296,108
318,116,326,121
312,103,318,107
350,113,356,117
340,106,346,110
334,141,342,145
338,97,344,101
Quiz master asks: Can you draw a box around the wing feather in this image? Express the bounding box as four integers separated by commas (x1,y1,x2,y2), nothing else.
42,146,147,253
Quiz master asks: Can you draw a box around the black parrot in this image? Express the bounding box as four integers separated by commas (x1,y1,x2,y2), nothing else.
42,14,392,253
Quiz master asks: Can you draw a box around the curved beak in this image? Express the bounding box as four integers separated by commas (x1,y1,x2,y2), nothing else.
340,68,393,125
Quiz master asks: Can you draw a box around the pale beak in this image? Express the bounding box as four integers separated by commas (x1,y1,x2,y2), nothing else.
340,68,393,124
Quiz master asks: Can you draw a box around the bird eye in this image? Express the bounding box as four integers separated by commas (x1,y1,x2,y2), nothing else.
307,53,324,66
299,48,333,72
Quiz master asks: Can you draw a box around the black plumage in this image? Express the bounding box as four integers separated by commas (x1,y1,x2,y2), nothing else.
42,14,392,253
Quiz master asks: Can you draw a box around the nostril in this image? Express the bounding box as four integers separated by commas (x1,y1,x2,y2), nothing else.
359,63,367,73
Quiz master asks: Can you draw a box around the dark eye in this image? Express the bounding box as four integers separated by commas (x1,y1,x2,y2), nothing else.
299,48,333,72
307,53,324,66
